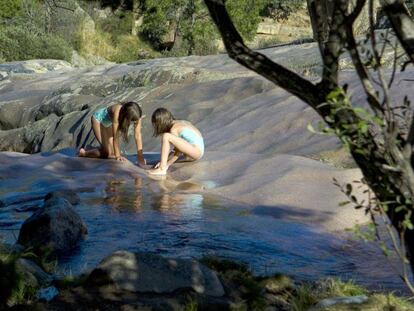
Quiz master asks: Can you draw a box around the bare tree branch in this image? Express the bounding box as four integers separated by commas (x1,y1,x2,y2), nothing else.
369,0,394,124
346,28,384,114
44,0,75,12
344,0,384,115
203,0,324,111
382,0,414,64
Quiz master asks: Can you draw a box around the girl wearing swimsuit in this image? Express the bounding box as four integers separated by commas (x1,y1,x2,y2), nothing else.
78,102,146,167
149,107,204,176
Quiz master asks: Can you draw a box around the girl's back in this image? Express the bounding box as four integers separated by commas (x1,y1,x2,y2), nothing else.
171,120,203,139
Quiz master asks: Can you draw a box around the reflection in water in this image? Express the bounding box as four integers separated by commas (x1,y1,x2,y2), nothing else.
0,172,408,294
150,193,203,217
104,177,143,212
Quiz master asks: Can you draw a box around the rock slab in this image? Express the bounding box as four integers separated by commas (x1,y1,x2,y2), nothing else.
17,197,87,255
88,251,225,297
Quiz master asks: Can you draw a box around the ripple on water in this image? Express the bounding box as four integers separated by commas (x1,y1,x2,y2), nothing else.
0,174,409,294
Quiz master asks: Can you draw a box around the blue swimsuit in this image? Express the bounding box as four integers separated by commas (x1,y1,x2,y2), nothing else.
93,107,112,127
179,128,205,156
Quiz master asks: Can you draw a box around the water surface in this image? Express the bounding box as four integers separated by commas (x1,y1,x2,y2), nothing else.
0,152,408,294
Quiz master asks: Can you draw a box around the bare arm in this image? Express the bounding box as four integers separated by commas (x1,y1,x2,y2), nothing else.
134,118,146,166
112,105,124,161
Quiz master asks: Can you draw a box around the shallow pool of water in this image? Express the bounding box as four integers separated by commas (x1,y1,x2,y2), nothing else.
0,152,408,294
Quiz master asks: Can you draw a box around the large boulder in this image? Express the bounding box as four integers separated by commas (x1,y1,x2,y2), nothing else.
88,251,225,297
17,197,87,255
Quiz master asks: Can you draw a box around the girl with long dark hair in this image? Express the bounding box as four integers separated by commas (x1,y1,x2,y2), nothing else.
79,102,145,166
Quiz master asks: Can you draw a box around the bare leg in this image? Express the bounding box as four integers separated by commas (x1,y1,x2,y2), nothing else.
79,119,113,158
149,133,202,175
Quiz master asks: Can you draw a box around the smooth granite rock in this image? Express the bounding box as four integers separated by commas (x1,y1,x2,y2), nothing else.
88,251,225,297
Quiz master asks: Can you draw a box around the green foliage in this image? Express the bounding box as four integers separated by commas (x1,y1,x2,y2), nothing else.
141,0,268,55
308,88,384,155
112,35,157,62
261,0,305,21
0,25,72,62
140,0,180,49
226,0,266,41
96,10,134,40
291,278,367,311
0,247,37,307
0,0,22,19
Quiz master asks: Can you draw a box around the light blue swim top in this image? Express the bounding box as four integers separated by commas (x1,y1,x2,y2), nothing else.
93,107,112,127
179,128,204,156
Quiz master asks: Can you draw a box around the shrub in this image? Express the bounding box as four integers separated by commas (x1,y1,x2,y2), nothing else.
140,0,268,54
73,18,116,60
112,35,157,62
261,0,305,21
0,25,72,62
96,11,134,39
0,0,22,19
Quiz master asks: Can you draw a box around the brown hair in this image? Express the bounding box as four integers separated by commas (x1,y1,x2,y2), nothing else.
118,102,142,142
151,107,175,137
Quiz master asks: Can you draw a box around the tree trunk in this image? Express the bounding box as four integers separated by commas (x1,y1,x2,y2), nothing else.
204,0,414,279
307,0,334,43
131,0,144,36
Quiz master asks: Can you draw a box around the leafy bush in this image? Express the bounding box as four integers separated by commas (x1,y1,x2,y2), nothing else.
141,0,268,55
112,35,157,62
261,0,305,21
0,0,22,19
227,0,266,41
74,17,158,63
0,25,72,62
140,0,175,49
96,10,134,40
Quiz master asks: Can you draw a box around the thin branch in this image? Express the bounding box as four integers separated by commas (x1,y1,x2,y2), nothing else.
369,0,393,125
388,37,399,88
346,28,384,115
44,0,75,12
344,0,384,115
203,0,324,111
382,0,414,64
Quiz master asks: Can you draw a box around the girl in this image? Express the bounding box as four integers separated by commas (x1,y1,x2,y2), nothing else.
79,102,146,166
149,107,204,175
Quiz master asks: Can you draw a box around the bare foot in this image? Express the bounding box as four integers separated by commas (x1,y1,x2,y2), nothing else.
78,148,86,157
148,167,168,176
